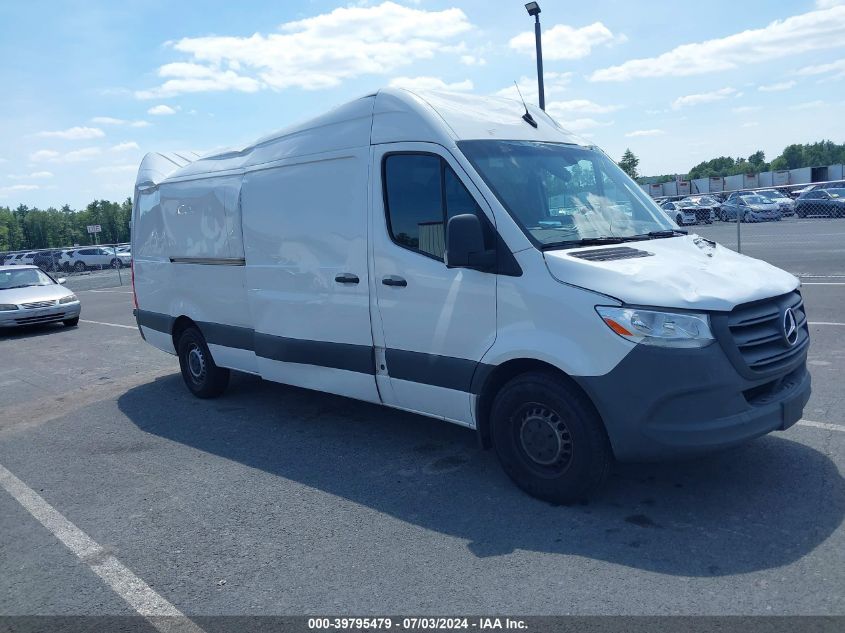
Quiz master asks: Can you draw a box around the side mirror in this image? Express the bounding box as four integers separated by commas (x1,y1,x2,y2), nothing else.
445,214,496,271
57,278,67,284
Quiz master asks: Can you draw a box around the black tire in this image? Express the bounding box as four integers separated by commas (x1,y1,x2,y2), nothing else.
111,258,122,269
177,326,229,398
675,214,683,226
73,261,86,272
796,207,806,218
63,317,79,327
490,371,612,504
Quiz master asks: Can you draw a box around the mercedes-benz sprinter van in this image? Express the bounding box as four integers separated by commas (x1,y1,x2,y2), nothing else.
132,89,810,502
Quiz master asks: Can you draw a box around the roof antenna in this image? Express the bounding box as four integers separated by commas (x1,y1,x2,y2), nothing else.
514,81,538,128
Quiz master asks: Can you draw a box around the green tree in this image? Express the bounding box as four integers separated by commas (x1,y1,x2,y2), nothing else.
618,148,639,179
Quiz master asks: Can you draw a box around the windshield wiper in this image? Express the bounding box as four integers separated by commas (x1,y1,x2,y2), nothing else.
541,236,647,250
633,229,688,239
3,284,35,289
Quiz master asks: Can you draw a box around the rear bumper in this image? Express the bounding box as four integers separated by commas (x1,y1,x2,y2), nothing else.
0,301,81,327
576,342,810,462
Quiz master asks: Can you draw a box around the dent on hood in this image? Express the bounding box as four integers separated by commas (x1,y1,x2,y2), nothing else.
543,235,799,312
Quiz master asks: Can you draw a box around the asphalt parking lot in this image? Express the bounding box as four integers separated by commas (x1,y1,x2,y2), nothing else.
1,218,844,619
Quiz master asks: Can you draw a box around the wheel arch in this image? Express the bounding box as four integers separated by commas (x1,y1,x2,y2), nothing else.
474,358,604,451
171,315,198,350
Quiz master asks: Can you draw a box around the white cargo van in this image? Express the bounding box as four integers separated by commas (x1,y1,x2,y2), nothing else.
132,89,810,502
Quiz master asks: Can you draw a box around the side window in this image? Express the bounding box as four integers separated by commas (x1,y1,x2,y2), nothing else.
384,153,492,261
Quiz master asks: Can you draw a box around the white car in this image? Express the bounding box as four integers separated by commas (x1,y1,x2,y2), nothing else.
5,252,36,266
131,88,810,503
0,265,81,328
67,247,131,271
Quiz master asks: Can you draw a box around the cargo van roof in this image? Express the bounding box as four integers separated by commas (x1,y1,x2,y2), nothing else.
137,88,588,186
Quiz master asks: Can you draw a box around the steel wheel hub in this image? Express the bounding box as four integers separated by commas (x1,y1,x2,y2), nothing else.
187,345,206,382
518,405,573,469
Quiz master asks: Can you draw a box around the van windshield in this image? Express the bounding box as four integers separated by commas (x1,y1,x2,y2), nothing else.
458,140,676,249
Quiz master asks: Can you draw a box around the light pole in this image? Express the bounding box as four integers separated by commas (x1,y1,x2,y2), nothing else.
525,2,545,110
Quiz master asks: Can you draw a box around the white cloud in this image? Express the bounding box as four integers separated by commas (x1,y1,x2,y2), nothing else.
36,126,104,140
625,129,666,137
147,104,177,116
494,72,572,102
111,142,140,152
29,150,60,162
732,105,762,113
92,164,138,175
389,76,473,91
796,58,845,79
742,122,760,128
671,87,736,109
0,184,40,193
591,5,845,81
136,2,474,98
92,116,151,128
510,21,620,60
545,99,621,115
460,55,486,66
790,100,827,109
758,80,796,91
7,171,53,180
30,148,100,163
816,0,844,7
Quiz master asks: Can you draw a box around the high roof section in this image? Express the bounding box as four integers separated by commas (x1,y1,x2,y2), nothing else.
138,88,588,186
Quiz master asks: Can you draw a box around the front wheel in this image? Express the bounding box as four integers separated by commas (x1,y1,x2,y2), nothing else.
177,326,230,398
63,317,79,327
675,214,684,226
73,261,86,272
111,258,123,269
490,372,612,504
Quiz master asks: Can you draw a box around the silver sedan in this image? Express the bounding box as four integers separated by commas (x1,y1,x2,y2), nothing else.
0,265,81,328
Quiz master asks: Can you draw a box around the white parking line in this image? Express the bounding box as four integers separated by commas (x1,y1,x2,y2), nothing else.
808,321,845,326
802,283,845,286
0,462,206,633
80,319,136,330
798,419,845,432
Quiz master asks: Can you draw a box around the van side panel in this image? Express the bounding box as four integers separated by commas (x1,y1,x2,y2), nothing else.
134,175,256,373
241,149,379,403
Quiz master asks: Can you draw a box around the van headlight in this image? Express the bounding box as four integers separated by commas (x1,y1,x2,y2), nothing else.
59,294,78,304
596,306,714,348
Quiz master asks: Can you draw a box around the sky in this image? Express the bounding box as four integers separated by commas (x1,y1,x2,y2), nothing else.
1,0,844,208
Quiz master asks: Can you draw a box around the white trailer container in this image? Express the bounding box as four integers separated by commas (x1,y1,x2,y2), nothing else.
708,176,724,192
691,178,709,194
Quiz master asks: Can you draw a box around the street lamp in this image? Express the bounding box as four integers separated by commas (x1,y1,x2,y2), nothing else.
525,2,545,110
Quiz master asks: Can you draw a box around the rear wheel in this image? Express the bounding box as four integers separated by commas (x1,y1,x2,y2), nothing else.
177,326,229,398
490,371,612,504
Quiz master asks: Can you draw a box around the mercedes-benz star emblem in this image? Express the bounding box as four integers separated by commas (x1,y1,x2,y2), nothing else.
782,307,798,346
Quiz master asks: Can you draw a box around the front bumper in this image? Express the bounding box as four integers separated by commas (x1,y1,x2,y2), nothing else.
0,301,81,327
577,342,810,462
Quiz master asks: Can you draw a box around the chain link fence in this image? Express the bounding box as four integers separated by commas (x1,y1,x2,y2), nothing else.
0,243,130,291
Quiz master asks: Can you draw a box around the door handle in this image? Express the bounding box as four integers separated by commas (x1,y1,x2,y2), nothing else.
335,273,360,284
381,275,407,287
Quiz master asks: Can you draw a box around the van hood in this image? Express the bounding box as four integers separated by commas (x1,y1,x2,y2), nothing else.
543,235,799,312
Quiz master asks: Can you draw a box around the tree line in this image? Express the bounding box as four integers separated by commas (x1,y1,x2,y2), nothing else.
0,198,132,253
618,139,845,183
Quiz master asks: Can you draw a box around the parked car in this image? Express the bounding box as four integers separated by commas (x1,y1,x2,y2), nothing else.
0,265,81,328
660,199,711,225
795,188,845,218
5,252,36,266
679,196,717,223
131,88,811,504
32,250,67,272
67,247,131,271
721,193,782,222
756,189,795,216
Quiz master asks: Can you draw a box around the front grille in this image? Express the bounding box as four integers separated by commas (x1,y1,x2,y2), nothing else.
724,291,808,375
15,312,65,325
21,300,56,309
694,209,710,222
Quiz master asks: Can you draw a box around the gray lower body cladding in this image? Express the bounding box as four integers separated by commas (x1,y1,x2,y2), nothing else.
576,343,810,462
